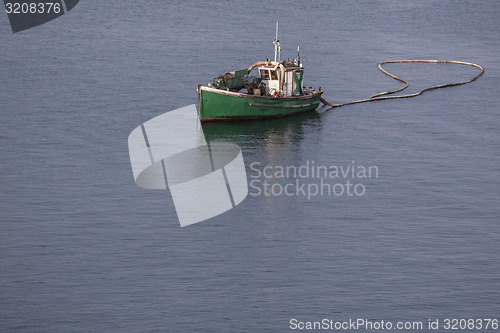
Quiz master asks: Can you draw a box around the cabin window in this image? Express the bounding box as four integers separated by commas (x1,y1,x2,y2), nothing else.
259,69,270,80
270,70,278,80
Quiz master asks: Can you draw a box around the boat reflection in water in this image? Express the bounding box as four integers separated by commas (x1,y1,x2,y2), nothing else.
202,108,324,231
201,109,323,150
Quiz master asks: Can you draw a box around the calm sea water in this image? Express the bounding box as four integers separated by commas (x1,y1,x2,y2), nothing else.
1,1,499,332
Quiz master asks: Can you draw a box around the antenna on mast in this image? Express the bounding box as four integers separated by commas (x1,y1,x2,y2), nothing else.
273,22,281,62
296,45,301,66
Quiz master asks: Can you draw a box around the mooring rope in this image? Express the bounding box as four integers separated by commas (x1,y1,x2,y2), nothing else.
320,60,484,108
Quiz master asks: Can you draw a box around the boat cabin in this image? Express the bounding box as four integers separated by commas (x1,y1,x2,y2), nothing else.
258,62,304,97
206,23,307,98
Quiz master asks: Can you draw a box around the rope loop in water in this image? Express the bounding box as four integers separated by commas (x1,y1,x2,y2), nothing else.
320,60,485,108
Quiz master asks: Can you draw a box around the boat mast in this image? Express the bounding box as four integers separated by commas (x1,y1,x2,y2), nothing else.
273,22,281,62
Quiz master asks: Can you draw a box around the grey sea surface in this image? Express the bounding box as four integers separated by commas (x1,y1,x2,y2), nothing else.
1,1,499,332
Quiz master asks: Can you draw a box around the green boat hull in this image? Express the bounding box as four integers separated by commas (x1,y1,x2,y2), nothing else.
198,86,323,122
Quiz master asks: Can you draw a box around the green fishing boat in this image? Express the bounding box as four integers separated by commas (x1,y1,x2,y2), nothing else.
198,23,322,122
